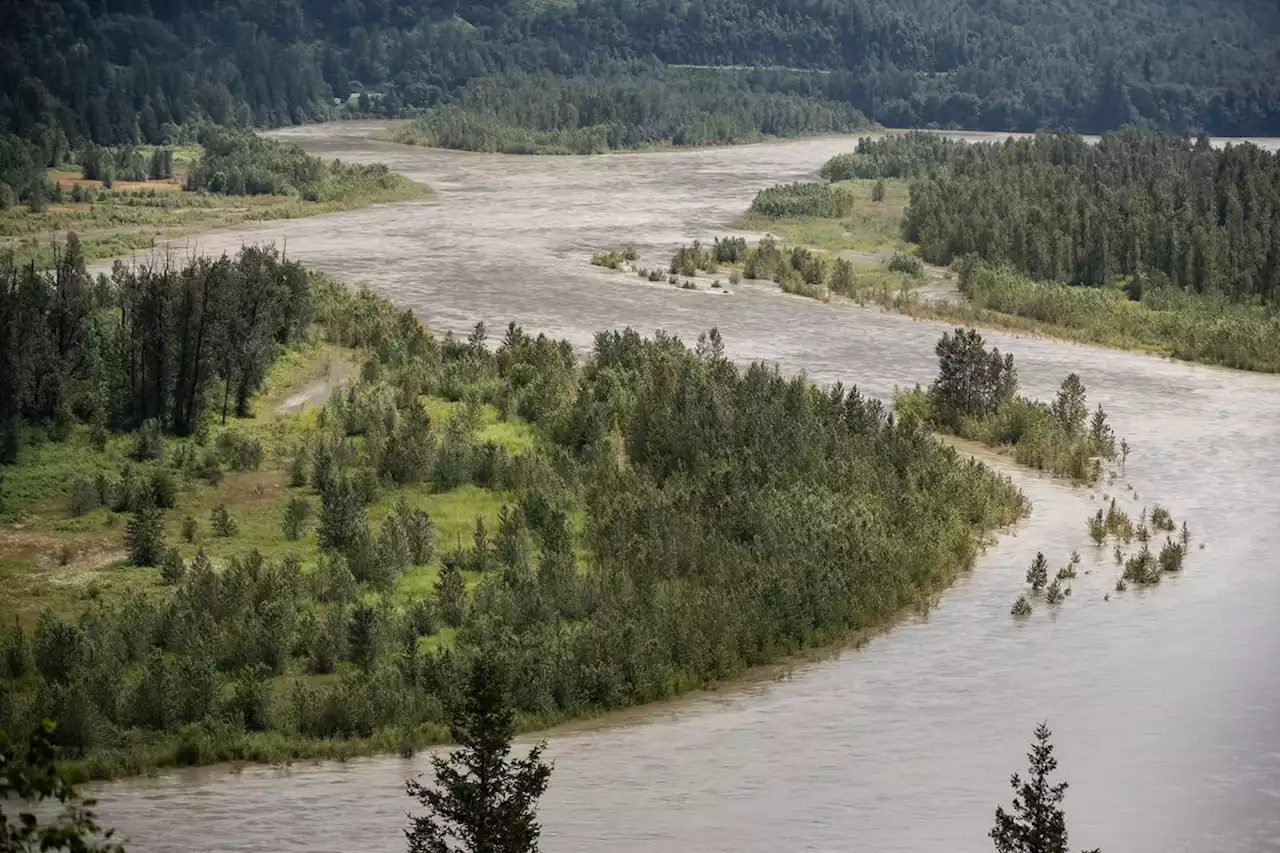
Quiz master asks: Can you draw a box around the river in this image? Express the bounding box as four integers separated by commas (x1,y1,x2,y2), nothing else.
87,123,1280,853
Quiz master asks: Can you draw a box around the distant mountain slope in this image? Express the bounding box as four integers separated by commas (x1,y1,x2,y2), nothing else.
2,0,1278,152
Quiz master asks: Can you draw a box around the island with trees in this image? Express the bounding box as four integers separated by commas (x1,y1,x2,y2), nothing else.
724,129,1280,373
0,241,1027,779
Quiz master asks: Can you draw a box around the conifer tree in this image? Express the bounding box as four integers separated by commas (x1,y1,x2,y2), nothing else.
991,722,1099,853
124,494,165,566
405,652,552,853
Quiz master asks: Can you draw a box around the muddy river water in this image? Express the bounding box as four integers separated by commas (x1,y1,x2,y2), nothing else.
87,123,1280,852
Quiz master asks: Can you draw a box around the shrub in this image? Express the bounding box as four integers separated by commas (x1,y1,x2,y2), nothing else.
888,252,924,278
282,497,312,541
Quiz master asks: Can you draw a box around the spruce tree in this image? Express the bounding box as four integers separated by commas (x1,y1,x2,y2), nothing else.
991,722,1099,853
437,555,466,628
124,494,165,566
1026,552,1049,593
405,652,552,853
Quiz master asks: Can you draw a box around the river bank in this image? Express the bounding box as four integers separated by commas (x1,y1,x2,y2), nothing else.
74,121,1280,853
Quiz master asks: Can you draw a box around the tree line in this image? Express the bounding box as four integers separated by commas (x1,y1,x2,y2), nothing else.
894,129,1280,302
2,0,1277,180
384,70,868,154
0,258,1026,774
0,240,311,463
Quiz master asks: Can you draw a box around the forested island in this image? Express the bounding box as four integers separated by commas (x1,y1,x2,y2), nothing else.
0,243,1026,778
725,129,1280,372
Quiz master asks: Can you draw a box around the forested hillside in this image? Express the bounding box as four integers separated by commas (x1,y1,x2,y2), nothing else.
3,0,1279,161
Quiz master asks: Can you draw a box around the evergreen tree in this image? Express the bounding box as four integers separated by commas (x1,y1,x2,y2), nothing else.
124,495,165,566
405,652,552,853
282,498,312,541
1052,375,1088,439
437,556,467,628
210,504,237,537
991,722,1099,853
1026,552,1049,593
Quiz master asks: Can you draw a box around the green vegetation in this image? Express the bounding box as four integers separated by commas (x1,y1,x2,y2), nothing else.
992,723,1101,853
1,134,428,268
0,247,1027,778
590,247,639,270
821,133,964,181
185,130,421,204
904,131,1280,299
405,652,551,853
1010,595,1032,617
733,175,912,256
748,183,855,219
1,720,125,852
1087,501,1189,589
382,71,867,154
951,259,1280,373
894,328,1120,483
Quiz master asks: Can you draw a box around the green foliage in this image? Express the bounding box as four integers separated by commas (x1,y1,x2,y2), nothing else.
887,252,924,278
910,329,1113,482
406,652,552,853
1044,580,1064,605
1026,553,1049,593
210,504,237,538
185,130,415,204
823,134,966,181
387,71,866,154
282,498,312,541
749,183,855,219
124,499,165,566
1011,595,1033,617
0,269,1029,778
906,130,1280,301
991,722,1099,853
1,720,125,852
954,259,1280,372
590,249,637,270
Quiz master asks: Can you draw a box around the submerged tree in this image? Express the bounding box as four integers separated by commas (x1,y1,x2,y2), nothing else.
991,722,1099,853
405,652,552,853
1026,552,1049,593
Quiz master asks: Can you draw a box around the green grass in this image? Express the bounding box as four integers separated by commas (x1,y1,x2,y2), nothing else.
0,342,542,626
732,178,909,254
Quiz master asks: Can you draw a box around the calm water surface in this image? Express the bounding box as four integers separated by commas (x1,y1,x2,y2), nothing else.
90,123,1280,853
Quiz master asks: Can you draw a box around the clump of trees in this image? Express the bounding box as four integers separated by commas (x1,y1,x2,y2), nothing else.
0,268,1029,773
821,133,964,181
895,328,1121,482
384,71,867,155
590,247,639,270
902,130,1280,303
81,145,173,184
0,240,312,462
748,182,855,219
185,130,412,202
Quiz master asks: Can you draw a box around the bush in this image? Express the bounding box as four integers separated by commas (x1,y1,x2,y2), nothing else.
217,431,263,471
283,497,312,541
888,252,924,278
131,419,165,461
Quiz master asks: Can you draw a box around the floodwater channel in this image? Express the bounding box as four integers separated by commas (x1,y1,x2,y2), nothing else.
87,123,1280,853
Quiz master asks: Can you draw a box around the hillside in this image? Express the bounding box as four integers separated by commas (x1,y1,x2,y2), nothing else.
2,0,1279,161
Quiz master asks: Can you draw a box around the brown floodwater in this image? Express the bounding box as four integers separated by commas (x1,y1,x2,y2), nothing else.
88,123,1280,853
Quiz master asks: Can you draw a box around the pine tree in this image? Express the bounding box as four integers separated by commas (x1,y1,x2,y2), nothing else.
1052,374,1088,439
437,555,467,628
124,495,165,566
282,497,312,541
1026,552,1049,592
991,722,1099,853
405,652,552,853
210,503,237,537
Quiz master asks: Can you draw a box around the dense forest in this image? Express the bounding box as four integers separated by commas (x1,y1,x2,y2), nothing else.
0,248,1025,774
897,130,1280,301
383,70,867,153
3,0,1279,164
